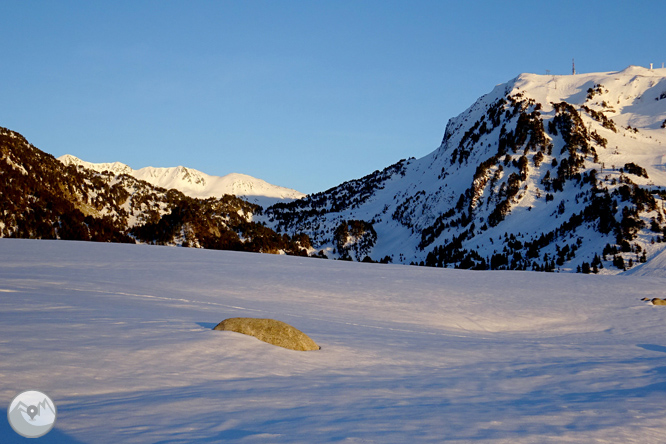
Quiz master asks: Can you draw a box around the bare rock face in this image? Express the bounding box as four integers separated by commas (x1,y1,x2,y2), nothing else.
213,317,320,351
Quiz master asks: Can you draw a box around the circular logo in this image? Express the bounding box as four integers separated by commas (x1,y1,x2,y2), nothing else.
7,390,57,438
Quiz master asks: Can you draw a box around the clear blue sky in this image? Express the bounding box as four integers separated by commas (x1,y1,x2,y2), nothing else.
2,1,664,194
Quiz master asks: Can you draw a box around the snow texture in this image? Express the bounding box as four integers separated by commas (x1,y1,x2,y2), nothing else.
1,238,666,443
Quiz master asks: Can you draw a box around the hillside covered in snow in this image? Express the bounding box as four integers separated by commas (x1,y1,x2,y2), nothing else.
1,238,665,443
267,66,666,274
0,129,311,255
58,154,305,208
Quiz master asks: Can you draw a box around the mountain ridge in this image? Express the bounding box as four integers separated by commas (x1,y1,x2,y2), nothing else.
58,154,306,208
0,128,312,255
265,66,666,273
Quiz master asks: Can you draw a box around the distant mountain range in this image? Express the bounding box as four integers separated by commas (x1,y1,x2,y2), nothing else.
3,66,666,273
58,154,305,208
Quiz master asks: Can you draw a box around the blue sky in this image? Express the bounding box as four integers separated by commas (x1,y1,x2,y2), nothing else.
2,1,664,194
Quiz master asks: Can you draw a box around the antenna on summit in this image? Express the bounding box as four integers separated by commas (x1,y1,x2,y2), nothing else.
572,58,576,75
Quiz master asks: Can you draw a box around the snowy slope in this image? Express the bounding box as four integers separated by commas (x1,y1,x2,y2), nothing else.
1,238,666,443
624,243,666,277
267,66,666,273
58,154,306,207
0,128,310,253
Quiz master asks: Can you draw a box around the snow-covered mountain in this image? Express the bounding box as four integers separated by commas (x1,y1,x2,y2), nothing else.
58,154,305,207
267,66,666,274
0,128,312,255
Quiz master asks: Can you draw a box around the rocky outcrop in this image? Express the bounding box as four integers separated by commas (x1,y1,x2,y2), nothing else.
213,317,320,351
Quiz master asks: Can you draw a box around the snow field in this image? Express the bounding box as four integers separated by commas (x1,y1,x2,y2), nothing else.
1,238,665,443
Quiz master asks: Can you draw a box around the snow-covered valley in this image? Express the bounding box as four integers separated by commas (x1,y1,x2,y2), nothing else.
1,239,665,443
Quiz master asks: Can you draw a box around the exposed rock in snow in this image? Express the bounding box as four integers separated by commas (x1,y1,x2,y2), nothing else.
213,317,320,351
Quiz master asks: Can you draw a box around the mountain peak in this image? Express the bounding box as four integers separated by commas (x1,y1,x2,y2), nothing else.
59,154,133,175
617,65,664,75
266,66,666,273
58,155,305,207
